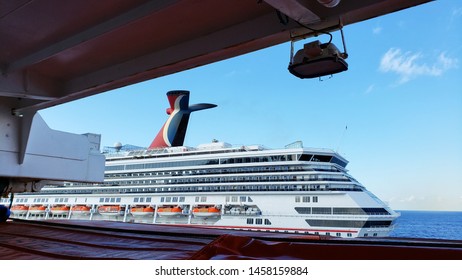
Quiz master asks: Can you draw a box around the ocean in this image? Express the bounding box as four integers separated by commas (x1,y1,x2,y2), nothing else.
389,210,462,240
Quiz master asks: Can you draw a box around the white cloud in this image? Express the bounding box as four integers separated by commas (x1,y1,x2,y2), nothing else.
364,84,374,94
452,7,462,18
379,48,458,84
224,70,237,78
372,26,382,35
400,195,415,202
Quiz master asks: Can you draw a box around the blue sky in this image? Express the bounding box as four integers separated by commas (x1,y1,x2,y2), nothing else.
40,1,461,211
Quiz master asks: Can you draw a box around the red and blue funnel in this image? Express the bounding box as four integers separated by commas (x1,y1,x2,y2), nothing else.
149,90,216,149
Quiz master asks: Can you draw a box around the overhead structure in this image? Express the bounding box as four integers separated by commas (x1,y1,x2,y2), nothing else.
0,0,432,195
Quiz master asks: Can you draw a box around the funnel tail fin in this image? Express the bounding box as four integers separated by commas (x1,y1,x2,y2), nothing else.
148,91,216,149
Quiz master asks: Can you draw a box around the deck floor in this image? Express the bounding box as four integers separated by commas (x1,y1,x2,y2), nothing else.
1,219,461,260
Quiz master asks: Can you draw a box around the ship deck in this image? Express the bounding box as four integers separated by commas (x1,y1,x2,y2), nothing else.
1,218,461,260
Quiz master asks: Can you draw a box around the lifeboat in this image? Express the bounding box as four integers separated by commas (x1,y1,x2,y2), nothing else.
98,205,122,216
130,206,154,217
192,206,221,217
71,205,91,215
50,205,70,215
157,206,183,217
10,205,29,215
29,205,47,214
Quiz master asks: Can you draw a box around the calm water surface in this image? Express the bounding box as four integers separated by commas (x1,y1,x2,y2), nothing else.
390,210,462,240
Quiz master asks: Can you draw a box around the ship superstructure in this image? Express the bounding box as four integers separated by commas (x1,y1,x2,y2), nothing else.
2,91,398,238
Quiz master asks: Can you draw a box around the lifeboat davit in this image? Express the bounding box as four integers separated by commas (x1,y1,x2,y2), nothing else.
71,205,91,215
98,205,122,216
10,205,29,215
192,206,221,217
130,206,154,217
50,205,70,215
29,205,47,214
157,206,183,217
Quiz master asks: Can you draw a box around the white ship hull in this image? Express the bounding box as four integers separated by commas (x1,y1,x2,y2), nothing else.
50,210,69,215
3,141,399,238
99,212,122,216
72,211,91,216
28,210,46,215
131,212,154,217
157,212,183,217
11,210,28,215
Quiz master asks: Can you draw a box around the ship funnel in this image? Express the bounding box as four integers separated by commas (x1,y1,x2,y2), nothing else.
149,90,216,149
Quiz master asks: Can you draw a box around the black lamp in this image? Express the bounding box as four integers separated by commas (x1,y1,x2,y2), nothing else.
288,40,348,79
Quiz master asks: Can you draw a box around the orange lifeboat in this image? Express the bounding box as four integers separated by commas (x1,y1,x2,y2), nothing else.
192,206,221,217
130,206,154,217
29,205,47,214
10,205,29,215
50,205,70,215
71,205,91,215
157,206,183,217
98,205,122,216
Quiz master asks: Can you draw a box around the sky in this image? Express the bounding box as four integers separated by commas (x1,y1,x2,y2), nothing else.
40,1,462,211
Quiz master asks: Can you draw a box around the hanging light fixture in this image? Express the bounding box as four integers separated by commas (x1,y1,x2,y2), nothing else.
288,27,348,79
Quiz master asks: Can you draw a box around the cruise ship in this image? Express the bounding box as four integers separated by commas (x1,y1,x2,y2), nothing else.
3,90,398,238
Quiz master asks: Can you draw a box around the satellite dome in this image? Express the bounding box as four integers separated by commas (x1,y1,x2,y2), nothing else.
114,142,122,151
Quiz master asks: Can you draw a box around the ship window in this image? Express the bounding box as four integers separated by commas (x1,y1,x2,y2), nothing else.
105,198,110,202
134,198,139,203
231,196,238,202
99,198,104,202
240,196,246,202
295,196,300,203
362,208,390,215
116,198,121,202
195,197,200,202
110,198,115,203
166,197,172,203
264,219,272,225
347,233,352,237
305,219,391,228
312,155,332,163
172,197,178,202
248,197,253,202
179,197,185,202
140,198,144,203
300,154,313,161
364,233,368,237
55,198,59,202
294,207,311,214
200,197,207,202
336,233,341,237
330,156,347,168
303,196,310,203
313,196,318,203
256,219,262,225
226,197,230,202
326,232,330,236
146,198,151,203
312,207,332,215
247,218,254,224
373,233,378,237
160,197,165,202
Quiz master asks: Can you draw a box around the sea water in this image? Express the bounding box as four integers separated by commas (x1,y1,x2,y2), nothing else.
390,210,462,240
